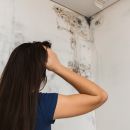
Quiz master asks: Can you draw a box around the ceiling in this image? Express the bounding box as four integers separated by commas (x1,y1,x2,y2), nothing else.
51,0,120,17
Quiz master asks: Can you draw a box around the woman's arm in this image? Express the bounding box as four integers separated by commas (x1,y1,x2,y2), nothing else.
53,64,108,119
45,47,108,119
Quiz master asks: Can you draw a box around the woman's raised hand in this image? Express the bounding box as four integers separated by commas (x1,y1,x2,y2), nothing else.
45,48,62,72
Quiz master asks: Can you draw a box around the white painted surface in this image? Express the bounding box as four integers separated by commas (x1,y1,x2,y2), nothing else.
51,0,119,17
93,0,130,130
0,0,97,130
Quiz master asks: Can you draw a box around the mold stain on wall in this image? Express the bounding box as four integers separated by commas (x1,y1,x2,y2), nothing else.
0,0,26,74
13,22,26,47
53,6,89,40
53,6,92,78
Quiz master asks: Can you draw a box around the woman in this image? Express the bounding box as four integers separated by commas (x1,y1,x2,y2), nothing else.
0,41,108,130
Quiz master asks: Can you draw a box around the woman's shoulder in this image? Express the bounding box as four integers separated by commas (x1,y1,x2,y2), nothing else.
37,92,58,124
38,92,58,102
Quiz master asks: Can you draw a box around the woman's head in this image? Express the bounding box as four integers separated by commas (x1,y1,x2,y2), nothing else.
0,41,51,130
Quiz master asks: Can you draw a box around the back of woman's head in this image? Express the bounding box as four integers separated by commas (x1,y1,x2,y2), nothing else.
0,41,51,130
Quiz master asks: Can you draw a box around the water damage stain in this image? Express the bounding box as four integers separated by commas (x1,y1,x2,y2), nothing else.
53,6,89,40
53,6,91,78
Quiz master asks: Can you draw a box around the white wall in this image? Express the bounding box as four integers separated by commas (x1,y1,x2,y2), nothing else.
93,0,130,130
0,0,97,130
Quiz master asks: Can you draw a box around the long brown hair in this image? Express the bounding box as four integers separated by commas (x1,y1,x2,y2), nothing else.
0,41,51,130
